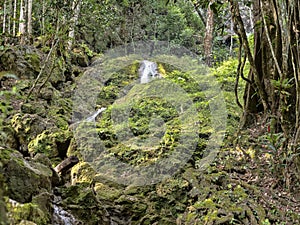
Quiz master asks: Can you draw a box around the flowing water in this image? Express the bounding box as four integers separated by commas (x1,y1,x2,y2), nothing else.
138,60,162,84
85,107,106,122
52,196,79,225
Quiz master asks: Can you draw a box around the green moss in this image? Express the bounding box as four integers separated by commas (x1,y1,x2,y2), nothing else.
0,148,15,164
71,162,96,184
6,201,49,225
94,183,122,201
58,184,109,224
28,130,72,159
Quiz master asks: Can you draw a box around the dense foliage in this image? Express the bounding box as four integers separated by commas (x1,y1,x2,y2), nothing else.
1,0,300,224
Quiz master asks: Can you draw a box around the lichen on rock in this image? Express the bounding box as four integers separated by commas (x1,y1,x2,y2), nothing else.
2,149,52,203
28,129,72,160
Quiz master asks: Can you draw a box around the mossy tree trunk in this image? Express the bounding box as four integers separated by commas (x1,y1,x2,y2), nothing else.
241,0,276,127
231,0,300,145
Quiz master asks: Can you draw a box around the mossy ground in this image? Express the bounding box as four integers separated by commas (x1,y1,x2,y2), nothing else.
0,46,299,224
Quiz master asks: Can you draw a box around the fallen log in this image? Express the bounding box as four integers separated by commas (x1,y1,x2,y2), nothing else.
54,156,79,174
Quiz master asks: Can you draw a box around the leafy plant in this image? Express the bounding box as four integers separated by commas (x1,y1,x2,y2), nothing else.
264,133,286,155
79,43,95,57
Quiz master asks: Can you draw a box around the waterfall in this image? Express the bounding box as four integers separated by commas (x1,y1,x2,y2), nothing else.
138,60,162,84
85,107,106,122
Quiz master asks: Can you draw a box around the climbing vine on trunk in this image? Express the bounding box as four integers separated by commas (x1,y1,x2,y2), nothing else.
230,0,300,145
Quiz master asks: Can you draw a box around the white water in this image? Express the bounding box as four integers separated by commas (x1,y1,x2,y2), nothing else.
52,196,79,225
139,60,161,84
52,205,77,225
86,107,106,122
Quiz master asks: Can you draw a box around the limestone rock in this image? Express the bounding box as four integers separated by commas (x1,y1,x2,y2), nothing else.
28,130,72,159
10,113,56,155
2,149,52,203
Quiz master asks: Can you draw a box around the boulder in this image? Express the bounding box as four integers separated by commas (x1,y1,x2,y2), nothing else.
10,113,56,155
28,130,72,159
2,149,52,203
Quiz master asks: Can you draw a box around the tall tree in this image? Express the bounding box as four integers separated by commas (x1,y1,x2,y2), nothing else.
27,0,33,37
13,0,17,36
18,0,25,36
230,0,300,145
7,0,12,34
41,0,45,35
68,0,81,49
204,0,214,66
2,0,7,34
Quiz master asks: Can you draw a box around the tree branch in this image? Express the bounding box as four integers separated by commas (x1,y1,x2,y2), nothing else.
229,0,269,112
191,1,206,26
25,38,59,102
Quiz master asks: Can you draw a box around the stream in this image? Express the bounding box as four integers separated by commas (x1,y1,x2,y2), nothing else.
138,60,161,84
52,196,79,225
53,60,161,225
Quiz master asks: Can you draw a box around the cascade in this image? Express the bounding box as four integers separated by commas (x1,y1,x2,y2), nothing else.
138,60,162,84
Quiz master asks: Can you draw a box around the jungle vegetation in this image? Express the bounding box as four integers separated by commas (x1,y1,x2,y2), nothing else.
1,0,300,224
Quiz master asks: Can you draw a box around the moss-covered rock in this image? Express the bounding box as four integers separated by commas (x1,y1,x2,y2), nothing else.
48,96,73,130
94,182,123,202
6,199,50,225
47,57,67,88
71,162,96,185
20,101,48,116
0,126,19,150
0,46,41,79
71,50,90,67
0,161,8,225
58,184,110,225
28,129,72,160
2,48,300,225
10,113,57,155
1,149,52,203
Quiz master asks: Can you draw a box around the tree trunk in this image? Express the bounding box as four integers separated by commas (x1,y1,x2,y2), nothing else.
27,0,33,38
229,12,234,56
286,0,300,144
241,0,269,127
204,1,214,67
13,0,17,36
7,0,12,34
41,0,45,35
232,0,299,143
18,0,26,36
229,0,269,127
68,0,81,50
3,0,7,34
